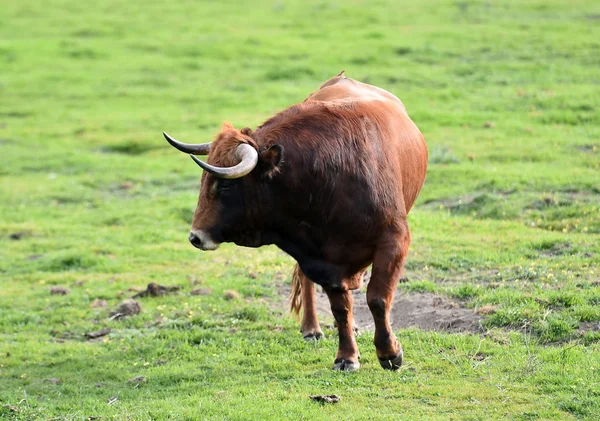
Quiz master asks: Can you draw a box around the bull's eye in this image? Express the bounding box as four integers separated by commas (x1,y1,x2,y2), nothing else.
209,180,233,199
210,180,219,198
219,180,233,193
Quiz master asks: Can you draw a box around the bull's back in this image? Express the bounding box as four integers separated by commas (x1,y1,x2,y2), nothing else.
308,74,406,111
307,75,427,215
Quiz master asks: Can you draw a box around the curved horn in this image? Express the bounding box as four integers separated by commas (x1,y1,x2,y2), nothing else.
189,144,258,179
163,132,211,155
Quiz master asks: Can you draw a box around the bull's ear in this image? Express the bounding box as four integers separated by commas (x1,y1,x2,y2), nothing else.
257,145,284,178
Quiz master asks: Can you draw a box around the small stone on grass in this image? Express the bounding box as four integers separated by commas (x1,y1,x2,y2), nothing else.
309,394,341,404
476,305,497,315
224,290,240,300
109,299,141,319
90,299,108,308
191,288,212,296
84,328,111,340
50,286,70,295
2,404,19,412
132,282,182,298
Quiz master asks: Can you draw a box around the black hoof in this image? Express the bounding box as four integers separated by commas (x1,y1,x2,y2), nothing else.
303,331,324,341
378,348,403,371
333,358,360,372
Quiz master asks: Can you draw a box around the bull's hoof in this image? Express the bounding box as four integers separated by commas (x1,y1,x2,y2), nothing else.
378,348,404,371
333,358,360,372
303,331,324,341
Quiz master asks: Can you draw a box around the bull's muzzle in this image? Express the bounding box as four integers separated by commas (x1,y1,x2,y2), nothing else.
189,230,220,251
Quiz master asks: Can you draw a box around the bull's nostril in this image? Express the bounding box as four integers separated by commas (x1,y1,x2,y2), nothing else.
189,232,202,248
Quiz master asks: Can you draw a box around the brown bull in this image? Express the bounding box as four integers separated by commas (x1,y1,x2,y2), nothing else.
165,72,428,371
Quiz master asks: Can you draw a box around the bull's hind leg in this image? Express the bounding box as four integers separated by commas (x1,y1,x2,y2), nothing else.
367,224,411,370
300,272,323,340
290,265,323,340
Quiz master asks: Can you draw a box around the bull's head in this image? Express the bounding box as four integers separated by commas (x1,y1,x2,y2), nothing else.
164,123,283,251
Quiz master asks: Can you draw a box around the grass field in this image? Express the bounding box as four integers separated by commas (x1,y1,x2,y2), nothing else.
1,0,600,419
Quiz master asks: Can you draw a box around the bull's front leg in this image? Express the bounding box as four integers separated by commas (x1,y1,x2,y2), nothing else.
324,288,360,371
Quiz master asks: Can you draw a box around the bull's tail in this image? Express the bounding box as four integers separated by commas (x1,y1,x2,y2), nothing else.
289,264,302,318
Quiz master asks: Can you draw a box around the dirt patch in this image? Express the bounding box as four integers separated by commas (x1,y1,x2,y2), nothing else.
100,140,160,156
578,322,600,334
533,240,573,257
359,291,482,332
577,144,598,154
280,285,483,333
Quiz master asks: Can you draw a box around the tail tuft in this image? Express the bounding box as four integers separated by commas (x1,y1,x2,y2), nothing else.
289,264,303,318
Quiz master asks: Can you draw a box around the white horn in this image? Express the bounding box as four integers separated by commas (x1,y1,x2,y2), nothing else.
190,144,258,179
164,132,211,155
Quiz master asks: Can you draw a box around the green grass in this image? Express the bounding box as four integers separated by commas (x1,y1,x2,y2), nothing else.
2,0,600,419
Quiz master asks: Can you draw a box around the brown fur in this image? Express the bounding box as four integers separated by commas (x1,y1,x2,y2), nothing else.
186,73,428,370
206,122,258,167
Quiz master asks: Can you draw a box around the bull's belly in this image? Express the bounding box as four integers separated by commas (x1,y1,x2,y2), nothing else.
294,240,372,291
298,259,365,291
272,221,376,290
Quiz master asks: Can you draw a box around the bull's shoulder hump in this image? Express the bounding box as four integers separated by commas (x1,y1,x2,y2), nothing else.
308,77,405,111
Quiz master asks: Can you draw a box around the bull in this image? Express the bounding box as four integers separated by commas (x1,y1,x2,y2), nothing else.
164,72,428,371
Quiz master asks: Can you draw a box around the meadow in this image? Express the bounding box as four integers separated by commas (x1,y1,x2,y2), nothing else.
1,0,599,419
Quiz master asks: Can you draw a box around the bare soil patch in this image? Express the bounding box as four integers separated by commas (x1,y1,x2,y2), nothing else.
578,322,600,333
280,285,483,333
